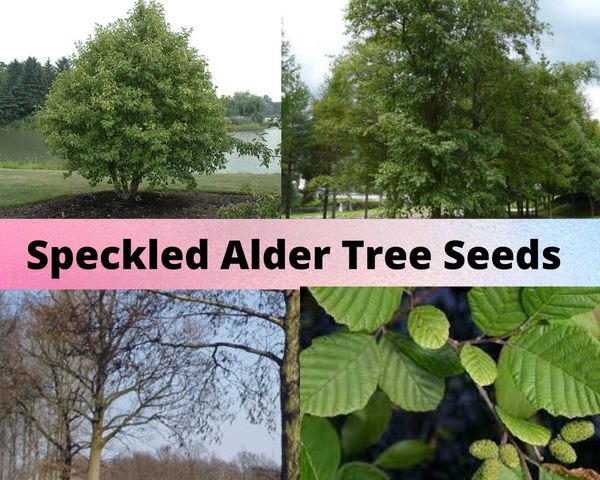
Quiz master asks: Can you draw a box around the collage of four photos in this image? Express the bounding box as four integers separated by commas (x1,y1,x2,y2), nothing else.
1,1,600,479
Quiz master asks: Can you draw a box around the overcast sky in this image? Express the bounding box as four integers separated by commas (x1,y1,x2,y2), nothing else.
284,0,600,117
0,0,281,100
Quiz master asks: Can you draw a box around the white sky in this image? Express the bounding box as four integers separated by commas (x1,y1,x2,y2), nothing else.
0,0,281,100
283,0,600,119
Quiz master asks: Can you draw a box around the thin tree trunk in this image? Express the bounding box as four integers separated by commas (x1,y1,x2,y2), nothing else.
322,189,329,219
364,190,369,219
285,155,293,219
331,189,337,219
280,290,300,480
589,196,596,217
129,175,143,199
534,199,539,218
507,202,511,218
525,199,529,218
431,205,442,219
548,196,553,218
87,434,102,480
87,408,105,480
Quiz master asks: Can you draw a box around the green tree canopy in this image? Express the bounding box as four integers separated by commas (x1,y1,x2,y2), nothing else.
38,0,269,200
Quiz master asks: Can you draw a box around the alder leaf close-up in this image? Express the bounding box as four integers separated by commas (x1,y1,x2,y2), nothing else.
468,287,528,336
341,390,392,456
407,305,450,350
506,324,600,417
308,287,404,332
374,439,433,470
495,348,538,419
335,462,390,480
496,405,552,446
460,344,498,387
300,332,380,416
378,333,445,412
301,415,341,480
522,288,600,322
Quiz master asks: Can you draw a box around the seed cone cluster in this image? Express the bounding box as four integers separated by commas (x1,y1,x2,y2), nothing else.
469,440,522,478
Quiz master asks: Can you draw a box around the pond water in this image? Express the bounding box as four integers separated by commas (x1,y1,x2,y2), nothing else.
0,127,280,174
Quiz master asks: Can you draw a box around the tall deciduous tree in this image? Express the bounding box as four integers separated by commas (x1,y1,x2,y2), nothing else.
345,0,547,217
38,1,270,200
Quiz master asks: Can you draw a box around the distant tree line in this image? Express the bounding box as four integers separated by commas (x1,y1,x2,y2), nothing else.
0,57,71,127
0,58,279,132
226,91,281,125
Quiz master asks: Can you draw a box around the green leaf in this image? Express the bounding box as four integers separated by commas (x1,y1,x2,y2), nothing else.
506,324,600,417
390,337,463,378
301,416,341,480
495,348,538,419
336,463,390,480
538,468,579,479
374,439,432,470
496,406,551,446
460,344,498,387
378,333,445,412
309,287,404,332
522,288,600,321
468,287,527,336
301,332,380,416
407,306,450,350
341,390,392,456
563,307,600,340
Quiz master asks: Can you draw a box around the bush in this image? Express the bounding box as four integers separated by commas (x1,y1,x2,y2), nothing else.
217,187,280,219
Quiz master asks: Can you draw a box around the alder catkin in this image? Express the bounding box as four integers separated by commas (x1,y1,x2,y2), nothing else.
481,459,503,480
560,421,595,443
549,438,577,464
469,440,499,460
498,444,520,468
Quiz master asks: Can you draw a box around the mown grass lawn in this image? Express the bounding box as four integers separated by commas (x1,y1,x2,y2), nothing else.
0,168,280,208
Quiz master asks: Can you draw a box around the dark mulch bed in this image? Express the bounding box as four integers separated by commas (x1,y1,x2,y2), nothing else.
0,191,250,218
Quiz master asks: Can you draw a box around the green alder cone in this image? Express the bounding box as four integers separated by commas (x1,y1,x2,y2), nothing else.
481,459,503,480
560,420,595,443
498,445,520,469
549,438,577,464
469,440,499,460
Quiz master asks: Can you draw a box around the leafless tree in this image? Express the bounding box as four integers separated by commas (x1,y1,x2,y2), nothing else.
0,290,300,480
156,290,300,480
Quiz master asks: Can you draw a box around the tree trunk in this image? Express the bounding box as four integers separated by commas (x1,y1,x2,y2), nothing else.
431,205,442,219
525,199,530,218
331,189,337,219
589,196,596,217
548,196,553,218
87,435,103,480
364,190,369,219
87,409,105,480
280,290,300,480
285,155,293,219
507,202,511,218
60,453,72,480
322,189,329,219
534,199,539,218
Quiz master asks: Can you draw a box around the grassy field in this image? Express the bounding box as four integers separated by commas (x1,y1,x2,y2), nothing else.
0,168,280,209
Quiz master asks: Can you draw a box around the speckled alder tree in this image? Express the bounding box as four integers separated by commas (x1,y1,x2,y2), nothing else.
37,1,271,201
300,287,600,480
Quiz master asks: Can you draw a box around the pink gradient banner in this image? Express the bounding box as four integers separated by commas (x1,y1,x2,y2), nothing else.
0,219,598,289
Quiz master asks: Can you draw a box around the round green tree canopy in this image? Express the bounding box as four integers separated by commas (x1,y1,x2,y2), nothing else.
38,0,266,199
